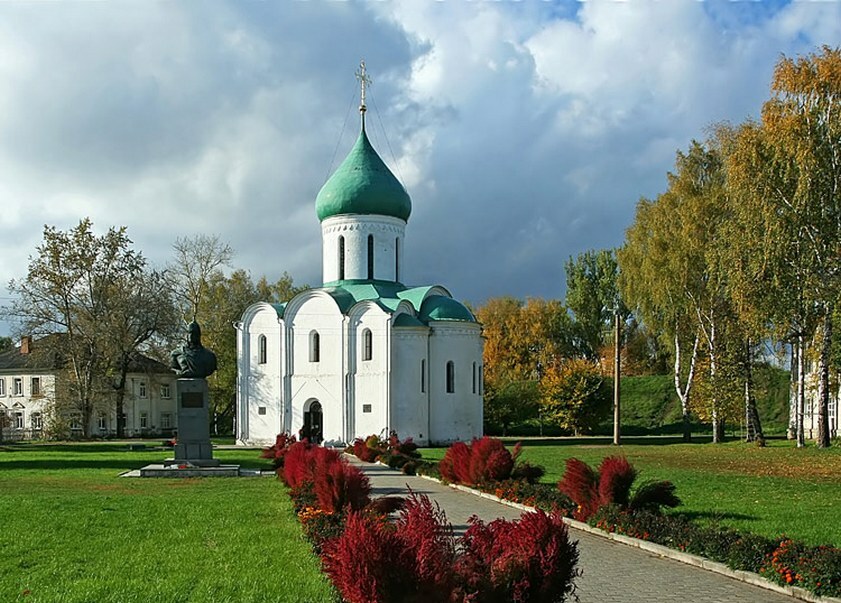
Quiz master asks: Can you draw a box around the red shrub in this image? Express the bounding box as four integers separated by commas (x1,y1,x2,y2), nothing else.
282,441,340,489
281,440,313,488
260,432,297,468
321,512,413,603
314,458,371,513
597,456,637,508
388,433,420,457
559,456,679,520
456,509,580,603
352,437,380,462
557,458,599,520
468,437,515,485
441,437,520,486
440,441,471,483
395,493,456,599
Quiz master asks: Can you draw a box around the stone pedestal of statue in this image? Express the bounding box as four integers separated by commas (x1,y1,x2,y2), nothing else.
167,378,219,467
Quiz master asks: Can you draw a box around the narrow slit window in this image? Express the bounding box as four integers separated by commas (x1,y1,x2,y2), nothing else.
258,334,267,364
339,235,345,280
367,234,374,279
395,237,400,281
309,331,320,363
421,359,426,393
362,329,373,361
472,362,477,394
446,361,455,394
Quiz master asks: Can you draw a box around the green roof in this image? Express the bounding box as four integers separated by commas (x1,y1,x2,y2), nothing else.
312,280,476,325
393,313,427,328
418,296,476,322
315,127,412,222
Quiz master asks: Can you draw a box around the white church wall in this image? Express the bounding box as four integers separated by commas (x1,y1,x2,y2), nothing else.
391,328,430,446
287,293,345,443
321,215,406,282
428,323,484,444
244,306,284,445
349,304,391,440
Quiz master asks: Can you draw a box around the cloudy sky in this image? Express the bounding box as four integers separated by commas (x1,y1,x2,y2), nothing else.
1,1,839,335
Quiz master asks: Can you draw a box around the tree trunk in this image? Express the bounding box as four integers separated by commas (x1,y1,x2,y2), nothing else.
710,323,721,444
674,331,699,443
743,339,764,443
713,416,725,443
817,310,832,448
796,333,806,448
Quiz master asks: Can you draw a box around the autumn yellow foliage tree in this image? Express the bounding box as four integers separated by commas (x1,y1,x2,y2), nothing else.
539,358,611,435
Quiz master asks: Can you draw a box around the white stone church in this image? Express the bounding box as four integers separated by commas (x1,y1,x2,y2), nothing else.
235,81,484,447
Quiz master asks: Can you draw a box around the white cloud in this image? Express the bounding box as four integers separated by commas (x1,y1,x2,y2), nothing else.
0,0,837,335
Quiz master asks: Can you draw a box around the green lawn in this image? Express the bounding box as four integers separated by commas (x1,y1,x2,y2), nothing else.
0,442,335,603
423,437,841,547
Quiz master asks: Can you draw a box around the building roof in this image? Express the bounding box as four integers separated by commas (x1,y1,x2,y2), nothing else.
315,127,412,222
0,336,171,375
269,280,476,325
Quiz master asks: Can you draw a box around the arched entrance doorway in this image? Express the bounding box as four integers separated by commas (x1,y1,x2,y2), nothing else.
303,400,323,445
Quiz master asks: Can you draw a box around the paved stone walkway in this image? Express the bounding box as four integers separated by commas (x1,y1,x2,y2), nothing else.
348,458,797,603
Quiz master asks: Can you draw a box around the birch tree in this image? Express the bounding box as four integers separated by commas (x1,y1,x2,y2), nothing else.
727,47,841,447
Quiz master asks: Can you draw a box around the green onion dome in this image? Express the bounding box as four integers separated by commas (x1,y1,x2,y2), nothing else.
315,127,412,222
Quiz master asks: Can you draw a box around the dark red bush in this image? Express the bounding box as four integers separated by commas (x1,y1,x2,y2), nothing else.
441,437,521,486
559,456,679,520
321,512,413,603
314,457,371,513
281,440,313,488
395,493,456,599
260,432,297,468
597,456,637,508
352,437,380,462
440,441,471,483
456,509,580,603
557,458,600,520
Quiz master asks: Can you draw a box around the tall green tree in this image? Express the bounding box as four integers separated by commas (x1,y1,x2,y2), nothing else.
4,220,171,436
726,47,841,447
565,249,628,358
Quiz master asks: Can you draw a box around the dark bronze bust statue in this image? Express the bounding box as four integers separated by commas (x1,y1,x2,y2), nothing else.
170,321,217,379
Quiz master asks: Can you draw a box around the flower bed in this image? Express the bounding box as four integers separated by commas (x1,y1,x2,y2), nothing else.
344,437,841,600
271,436,581,603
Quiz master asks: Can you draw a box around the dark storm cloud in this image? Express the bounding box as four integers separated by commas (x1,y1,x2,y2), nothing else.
1,0,839,335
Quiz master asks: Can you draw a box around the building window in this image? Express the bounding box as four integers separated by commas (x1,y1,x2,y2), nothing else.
139,381,147,399
70,414,82,431
161,413,172,429
362,404,372,413
98,415,107,431
472,362,477,394
421,360,426,393
367,234,374,280
258,334,267,364
395,237,400,281
258,407,267,416
339,235,345,280
31,377,41,396
13,378,22,396
0,378,5,396
362,329,373,361
31,412,42,431
446,361,455,394
140,412,148,429
161,384,171,399
14,411,24,430
309,331,320,363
